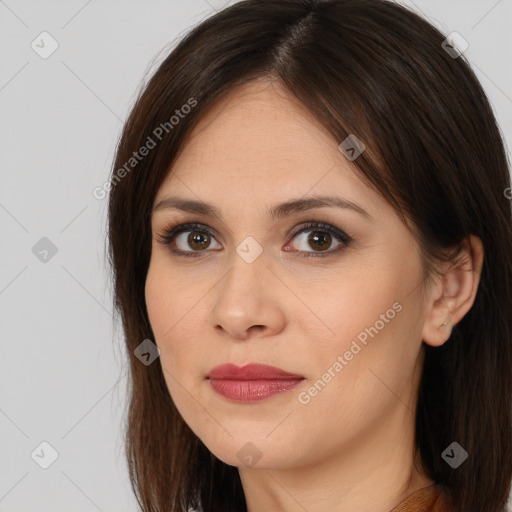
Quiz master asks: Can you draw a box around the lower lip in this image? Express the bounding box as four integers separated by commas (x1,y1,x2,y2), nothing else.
208,378,303,402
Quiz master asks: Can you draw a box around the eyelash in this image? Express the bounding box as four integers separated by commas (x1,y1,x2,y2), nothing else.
155,221,353,259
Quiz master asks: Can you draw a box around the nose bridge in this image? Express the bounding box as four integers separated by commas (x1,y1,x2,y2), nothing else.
209,239,280,337
224,238,268,295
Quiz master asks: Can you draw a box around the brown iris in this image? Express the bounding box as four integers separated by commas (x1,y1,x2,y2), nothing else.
307,231,332,251
188,231,211,251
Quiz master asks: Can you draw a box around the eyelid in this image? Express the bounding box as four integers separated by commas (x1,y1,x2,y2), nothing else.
156,222,222,245
290,221,352,245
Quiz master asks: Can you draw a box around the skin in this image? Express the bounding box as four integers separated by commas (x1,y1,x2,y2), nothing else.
145,78,484,512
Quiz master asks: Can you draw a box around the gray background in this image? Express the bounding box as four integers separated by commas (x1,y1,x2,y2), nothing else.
1,0,511,510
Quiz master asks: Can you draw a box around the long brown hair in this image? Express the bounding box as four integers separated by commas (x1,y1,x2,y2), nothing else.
106,1,512,510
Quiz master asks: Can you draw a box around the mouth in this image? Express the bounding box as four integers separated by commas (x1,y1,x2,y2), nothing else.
206,363,305,402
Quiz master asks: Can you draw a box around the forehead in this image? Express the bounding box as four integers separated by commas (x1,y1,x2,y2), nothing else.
154,79,381,217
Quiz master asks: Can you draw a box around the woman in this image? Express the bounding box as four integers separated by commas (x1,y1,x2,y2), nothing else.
106,1,512,511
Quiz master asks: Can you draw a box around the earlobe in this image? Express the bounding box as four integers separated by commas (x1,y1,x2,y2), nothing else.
421,234,484,348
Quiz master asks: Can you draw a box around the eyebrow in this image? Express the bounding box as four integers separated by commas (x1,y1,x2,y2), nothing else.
152,195,372,221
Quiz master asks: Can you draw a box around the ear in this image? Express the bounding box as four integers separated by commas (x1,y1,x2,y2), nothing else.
422,234,484,347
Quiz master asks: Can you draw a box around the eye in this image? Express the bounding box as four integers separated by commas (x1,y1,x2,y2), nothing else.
156,222,222,258
155,221,352,258
285,221,352,258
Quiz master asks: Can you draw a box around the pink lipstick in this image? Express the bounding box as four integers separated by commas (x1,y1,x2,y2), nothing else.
207,363,304,402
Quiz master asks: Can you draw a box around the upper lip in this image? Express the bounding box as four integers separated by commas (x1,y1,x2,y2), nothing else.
207,363,304,380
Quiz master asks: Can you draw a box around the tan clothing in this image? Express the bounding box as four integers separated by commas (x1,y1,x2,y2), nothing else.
389,483,453,512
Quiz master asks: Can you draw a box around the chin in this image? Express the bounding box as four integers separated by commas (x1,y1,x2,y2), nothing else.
199,431,300,470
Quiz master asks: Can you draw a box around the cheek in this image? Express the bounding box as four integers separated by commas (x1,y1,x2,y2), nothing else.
291,268,402,355
145,258,196,337
292,305,421,450
292,270,421,407
145,269,206,422
145,263,207,373
314,250,422,353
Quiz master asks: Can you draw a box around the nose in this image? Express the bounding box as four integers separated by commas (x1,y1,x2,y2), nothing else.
208,249,286,341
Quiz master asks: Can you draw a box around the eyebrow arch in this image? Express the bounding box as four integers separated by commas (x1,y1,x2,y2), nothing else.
152,195,372,221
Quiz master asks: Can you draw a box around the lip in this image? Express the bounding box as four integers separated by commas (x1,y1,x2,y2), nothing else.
207,363,305,402
207,363,304,380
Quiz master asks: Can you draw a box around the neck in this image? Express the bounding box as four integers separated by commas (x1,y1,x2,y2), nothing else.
238,403,434,512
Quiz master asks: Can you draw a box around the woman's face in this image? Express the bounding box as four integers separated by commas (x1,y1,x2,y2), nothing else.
145,79,431,471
